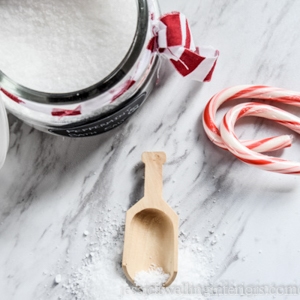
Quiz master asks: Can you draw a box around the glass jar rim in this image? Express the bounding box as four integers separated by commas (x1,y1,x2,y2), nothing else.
0,0,148,105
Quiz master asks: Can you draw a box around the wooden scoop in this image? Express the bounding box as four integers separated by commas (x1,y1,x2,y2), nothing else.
122,152,178,287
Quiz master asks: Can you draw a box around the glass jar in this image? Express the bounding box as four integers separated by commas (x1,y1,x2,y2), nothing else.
0,0,160,137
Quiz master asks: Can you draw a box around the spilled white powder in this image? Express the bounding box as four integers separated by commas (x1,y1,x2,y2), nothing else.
60,237,215,299
134,265,170,289
54,274,62,284
0,0,137,92
83,230,90,237
55,207,216,300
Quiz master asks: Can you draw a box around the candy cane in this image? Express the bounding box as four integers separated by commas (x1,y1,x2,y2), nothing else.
220,102,300,174
202,85,300,153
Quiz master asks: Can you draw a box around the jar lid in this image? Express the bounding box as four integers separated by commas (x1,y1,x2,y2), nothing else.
0,94,9,168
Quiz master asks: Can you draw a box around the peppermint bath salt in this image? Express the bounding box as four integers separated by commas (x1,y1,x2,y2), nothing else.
0,0,137,92
51,206,216,300
134,265,170,290
54,274,62,284
61,232,214,299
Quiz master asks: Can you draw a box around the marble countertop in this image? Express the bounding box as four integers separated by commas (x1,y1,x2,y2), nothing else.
2,1,300,299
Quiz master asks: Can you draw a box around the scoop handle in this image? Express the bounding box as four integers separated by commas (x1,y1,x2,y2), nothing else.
142,152,166,204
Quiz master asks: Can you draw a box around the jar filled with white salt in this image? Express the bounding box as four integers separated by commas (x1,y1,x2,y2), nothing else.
0,0,160,137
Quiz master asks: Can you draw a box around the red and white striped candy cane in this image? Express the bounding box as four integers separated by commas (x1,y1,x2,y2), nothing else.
202,85,300,174
220,102,300,174
202,85,300,153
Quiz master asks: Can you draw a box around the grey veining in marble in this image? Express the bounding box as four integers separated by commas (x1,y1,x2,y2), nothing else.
2,1,300,299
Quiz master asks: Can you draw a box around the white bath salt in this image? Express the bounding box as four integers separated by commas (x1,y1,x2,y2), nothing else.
134,265,170,290
54,274,62,284
60,230,215,299
56,207,216,299
0,0,137,92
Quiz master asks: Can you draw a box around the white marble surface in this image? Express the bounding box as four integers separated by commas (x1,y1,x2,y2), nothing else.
2,1,300,299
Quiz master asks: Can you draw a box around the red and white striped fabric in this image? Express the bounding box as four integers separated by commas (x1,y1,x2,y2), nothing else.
153,12,219,82
202,85,300,174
